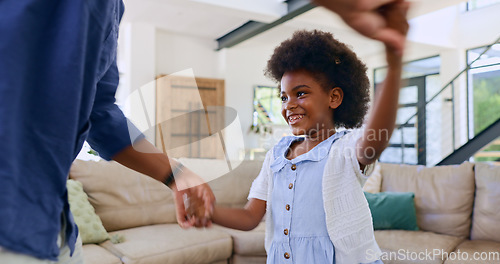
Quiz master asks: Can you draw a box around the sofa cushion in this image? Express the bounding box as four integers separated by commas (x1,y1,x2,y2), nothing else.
363,163,382,193
69,160,176,232
444,240,500,264
180,159,263,208
104,224,232,264
82,244,122,264
375,230,465,264
67,179,109,244
364,192,418,231
214,222,266,256
379,162,475,238
471,162,500,242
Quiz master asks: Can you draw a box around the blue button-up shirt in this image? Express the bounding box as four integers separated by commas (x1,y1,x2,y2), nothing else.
0,0,141,260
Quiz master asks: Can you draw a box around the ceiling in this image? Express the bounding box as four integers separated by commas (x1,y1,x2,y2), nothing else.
121,0,470,54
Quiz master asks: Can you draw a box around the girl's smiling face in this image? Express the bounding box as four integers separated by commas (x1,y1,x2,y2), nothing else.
280,69,343,138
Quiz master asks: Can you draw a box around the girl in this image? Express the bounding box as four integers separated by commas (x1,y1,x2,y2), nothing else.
211,4,408,263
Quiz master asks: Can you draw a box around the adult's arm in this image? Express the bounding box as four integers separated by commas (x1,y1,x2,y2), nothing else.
313,0,407,55
86,59,214,228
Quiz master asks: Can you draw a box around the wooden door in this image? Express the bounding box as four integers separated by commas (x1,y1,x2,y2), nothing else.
155,75,225,159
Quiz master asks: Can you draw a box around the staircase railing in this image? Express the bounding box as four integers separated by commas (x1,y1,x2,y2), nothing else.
384,35,500,166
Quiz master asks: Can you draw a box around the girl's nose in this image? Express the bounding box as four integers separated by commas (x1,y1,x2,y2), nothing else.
285,99,298,110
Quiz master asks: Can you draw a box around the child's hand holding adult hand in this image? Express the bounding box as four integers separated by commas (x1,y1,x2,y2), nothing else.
186,193,214,228
170,166,215,229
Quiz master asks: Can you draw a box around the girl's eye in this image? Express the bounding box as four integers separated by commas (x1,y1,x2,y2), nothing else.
281,96,287,102
297,91,306,97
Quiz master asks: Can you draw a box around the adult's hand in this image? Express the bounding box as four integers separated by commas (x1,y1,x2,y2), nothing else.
313,0,408,54
380,0,410,60
170,166,215,229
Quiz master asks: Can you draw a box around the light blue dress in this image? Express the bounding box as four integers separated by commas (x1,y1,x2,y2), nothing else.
267,132,383,264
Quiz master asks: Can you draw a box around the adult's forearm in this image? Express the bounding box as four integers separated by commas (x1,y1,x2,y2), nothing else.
111,138,174,183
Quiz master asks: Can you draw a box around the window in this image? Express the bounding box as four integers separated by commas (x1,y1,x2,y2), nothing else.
373,56,441,84
467,43,500,163
467,44,500,135
252,85,286,132
374,56,441,165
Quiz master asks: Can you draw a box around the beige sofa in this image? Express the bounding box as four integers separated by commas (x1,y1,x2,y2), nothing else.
364,162,500,264
69,158,266,264
69,159,500,264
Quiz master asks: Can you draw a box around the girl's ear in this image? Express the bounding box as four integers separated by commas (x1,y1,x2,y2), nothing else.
329,87,343,109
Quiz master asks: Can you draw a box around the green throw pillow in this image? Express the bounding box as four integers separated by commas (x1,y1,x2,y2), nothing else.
67,179,109,244
364,192,419,231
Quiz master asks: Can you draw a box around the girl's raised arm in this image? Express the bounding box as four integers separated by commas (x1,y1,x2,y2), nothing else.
356,1,409,166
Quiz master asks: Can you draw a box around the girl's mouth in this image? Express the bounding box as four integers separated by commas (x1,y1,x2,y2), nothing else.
288,114,304,125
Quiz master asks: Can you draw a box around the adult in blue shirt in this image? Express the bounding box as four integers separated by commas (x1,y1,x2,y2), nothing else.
0,0,215,262
0,0,407,262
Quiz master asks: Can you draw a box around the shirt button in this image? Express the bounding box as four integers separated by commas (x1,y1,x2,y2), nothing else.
288,183,293,189
284,252,290,259
284,228,289,235
286,204,290,211
291,164,296,171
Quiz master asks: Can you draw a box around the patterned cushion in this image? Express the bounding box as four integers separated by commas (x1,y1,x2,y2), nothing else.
67,179,109,244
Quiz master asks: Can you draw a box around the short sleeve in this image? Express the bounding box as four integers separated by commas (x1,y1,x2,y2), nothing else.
346,129,376,187
247,150,273,201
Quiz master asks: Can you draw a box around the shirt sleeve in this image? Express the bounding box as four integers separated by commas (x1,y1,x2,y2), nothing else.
247,150,273,201
346,128,377,187
86,58,144,160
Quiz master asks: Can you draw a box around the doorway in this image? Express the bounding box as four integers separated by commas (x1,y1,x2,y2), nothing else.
379,76,427,165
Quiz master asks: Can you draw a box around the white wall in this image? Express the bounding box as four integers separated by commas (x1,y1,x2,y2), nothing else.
458,4,500,48
117,22,156,143
223,44,277,150
155,30,223,79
